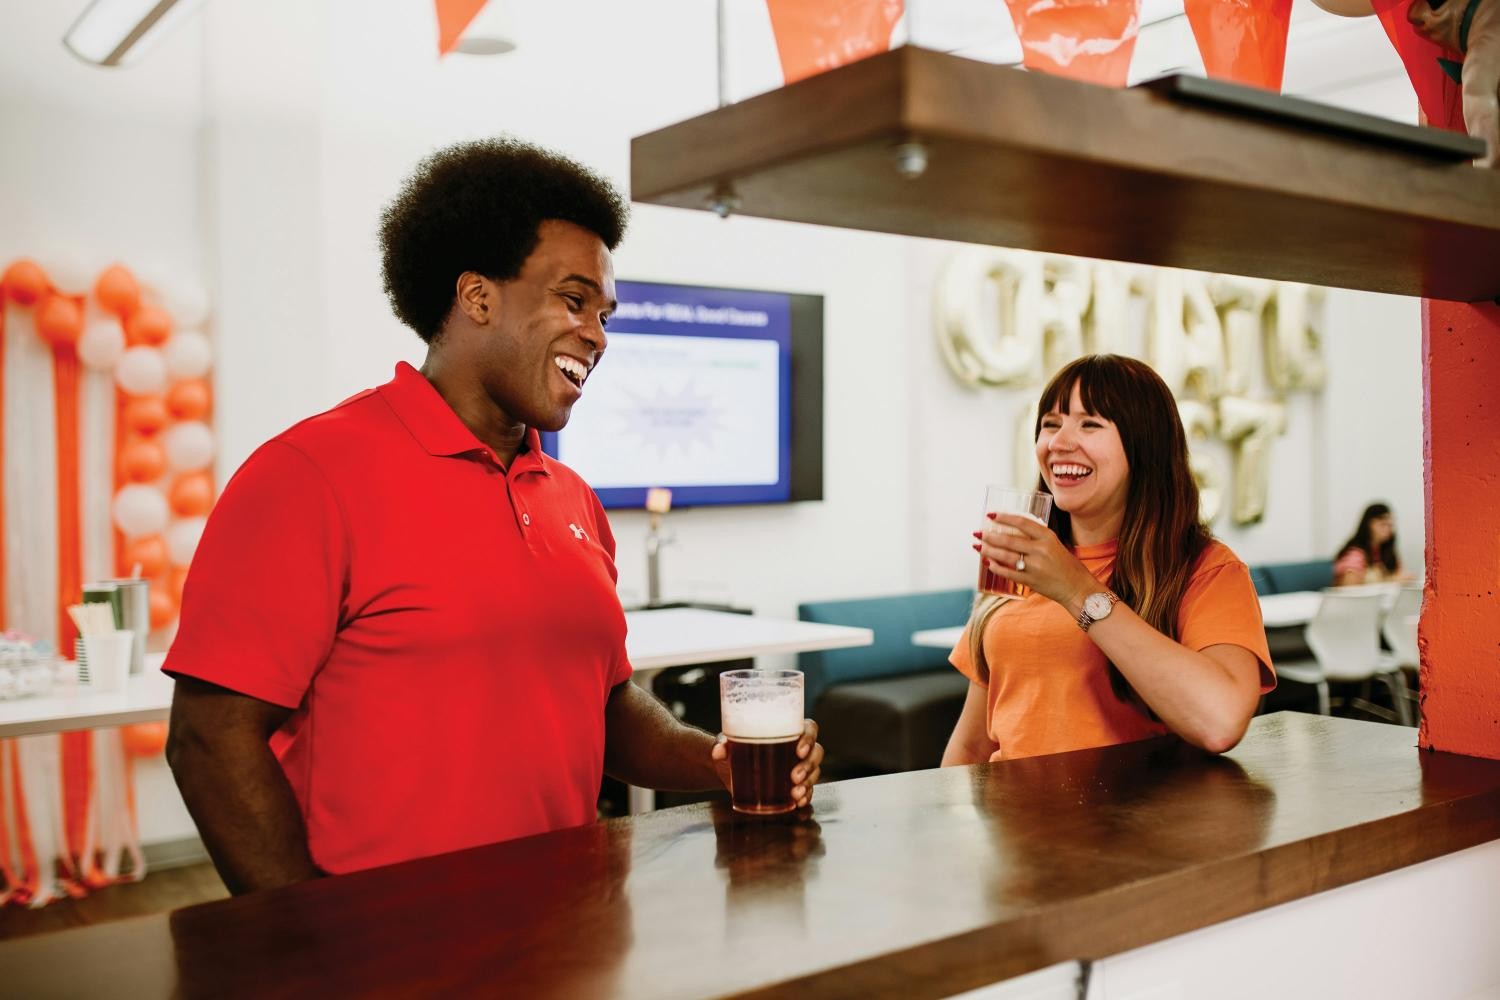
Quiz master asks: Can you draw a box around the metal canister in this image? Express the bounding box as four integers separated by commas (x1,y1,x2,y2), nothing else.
104,579,149,675
81,582,123,629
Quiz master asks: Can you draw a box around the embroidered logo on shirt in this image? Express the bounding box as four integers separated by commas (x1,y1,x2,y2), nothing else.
568,523,589,541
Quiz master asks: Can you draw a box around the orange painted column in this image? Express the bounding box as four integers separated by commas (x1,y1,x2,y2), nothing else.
1420,300,1500,759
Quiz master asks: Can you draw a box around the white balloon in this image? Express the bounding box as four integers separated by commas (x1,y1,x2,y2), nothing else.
166,517,207,566
78,320,126,371
161,284,210,328
116,346,167,395
40,255,99,296
164,421,215,471
113,485,170,538
163,330,213,379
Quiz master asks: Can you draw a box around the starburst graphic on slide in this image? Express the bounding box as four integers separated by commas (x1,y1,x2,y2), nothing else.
615,382,726,458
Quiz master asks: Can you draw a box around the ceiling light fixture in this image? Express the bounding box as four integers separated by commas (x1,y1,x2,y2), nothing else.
63,0,210,68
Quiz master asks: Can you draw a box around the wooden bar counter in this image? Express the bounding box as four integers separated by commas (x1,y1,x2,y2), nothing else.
6,713,1500,998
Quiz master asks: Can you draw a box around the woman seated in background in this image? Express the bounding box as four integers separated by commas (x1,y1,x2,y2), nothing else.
943,355,1275,765
1333,503,1413,587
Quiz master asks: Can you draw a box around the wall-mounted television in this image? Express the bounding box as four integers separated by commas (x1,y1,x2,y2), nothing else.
540,279,823,509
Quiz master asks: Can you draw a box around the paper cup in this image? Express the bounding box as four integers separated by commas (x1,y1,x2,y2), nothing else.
83,631,135,694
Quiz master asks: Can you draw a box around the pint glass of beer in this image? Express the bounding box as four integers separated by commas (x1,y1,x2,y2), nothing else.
719,669,805,815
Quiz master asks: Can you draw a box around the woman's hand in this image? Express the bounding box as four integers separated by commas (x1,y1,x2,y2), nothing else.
976,513,1099,610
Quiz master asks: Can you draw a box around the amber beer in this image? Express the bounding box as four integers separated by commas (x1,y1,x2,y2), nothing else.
977,487,1054,599
720,669,804,815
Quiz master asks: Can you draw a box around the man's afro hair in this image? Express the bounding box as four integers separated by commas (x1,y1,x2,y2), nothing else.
379,137,628,342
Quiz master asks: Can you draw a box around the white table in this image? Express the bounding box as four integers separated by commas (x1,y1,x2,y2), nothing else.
911,591,1365,650
624,607,872,674
911,625,965,650
1258,591,1326,629
0,654,172,739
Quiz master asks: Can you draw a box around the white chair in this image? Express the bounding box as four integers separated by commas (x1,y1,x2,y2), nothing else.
1382,584,1422,670
1314,590,1412,726
1274,589,1333,715
1276,591,1413,725
1381,583,1423,723
1274,652,1331,717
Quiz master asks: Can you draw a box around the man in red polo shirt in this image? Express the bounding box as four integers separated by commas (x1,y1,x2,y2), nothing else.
163,138,824,893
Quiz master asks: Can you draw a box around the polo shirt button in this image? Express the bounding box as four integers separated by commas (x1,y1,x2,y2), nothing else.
522,513,531,526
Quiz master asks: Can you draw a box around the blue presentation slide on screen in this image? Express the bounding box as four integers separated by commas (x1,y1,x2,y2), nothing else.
544,281,793,506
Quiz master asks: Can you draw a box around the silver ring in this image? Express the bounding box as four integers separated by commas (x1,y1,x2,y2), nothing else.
1016,557,1026,572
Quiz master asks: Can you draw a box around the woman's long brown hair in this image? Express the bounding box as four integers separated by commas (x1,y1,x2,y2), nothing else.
968,355,1211,709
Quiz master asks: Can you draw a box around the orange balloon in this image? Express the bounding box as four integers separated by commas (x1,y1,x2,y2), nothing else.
124,304,172,347
121,722,168,757
168,471,215,517
166,378,212,421
1,259,50,306
123,396,170,436
169,565,190,606
35,295,85,346
94,264,141,318
124,534,169,578
148,585,177,629
120,436,168,482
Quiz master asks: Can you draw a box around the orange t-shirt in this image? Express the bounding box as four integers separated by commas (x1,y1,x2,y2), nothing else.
950,539,1275,761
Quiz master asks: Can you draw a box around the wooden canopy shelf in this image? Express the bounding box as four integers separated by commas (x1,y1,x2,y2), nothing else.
631,46,1500,302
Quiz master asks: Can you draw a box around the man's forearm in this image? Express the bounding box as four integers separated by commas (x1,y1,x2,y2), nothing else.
602,680,724,792
168,736,320,894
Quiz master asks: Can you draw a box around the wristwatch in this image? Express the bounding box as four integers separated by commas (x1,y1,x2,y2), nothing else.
1076,591,1118,632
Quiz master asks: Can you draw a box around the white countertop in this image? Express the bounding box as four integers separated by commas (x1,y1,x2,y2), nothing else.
0,610,874,739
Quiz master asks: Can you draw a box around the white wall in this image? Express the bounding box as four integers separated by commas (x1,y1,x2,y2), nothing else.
0,3,210,848
1,0,1429,849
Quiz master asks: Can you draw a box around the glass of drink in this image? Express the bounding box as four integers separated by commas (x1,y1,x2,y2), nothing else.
978,486,1054,598
719,669,805,815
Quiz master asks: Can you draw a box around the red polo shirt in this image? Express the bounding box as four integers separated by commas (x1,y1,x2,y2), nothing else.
164,362,630,874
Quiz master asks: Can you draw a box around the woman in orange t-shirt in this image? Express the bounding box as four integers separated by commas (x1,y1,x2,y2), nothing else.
944,355,1275,764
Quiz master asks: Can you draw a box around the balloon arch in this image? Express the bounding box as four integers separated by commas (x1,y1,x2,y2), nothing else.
1,257,214,906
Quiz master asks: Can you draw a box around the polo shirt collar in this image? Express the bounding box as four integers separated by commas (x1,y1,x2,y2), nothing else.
379,362,554,476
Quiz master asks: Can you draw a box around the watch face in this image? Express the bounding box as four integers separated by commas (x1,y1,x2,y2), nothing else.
1085,592,1113,619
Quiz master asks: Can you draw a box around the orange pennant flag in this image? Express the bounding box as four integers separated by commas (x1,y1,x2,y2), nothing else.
1185,0,1293,92
435,0,488,56
1004,0,1142,87
765,0,905,85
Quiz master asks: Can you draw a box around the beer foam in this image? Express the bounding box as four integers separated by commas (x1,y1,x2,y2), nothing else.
722,693,802,739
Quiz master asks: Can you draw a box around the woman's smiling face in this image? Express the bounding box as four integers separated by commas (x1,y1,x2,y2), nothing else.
1036,383,1131,525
